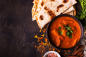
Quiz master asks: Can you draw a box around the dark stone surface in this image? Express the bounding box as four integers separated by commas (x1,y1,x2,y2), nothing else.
0,0,40,57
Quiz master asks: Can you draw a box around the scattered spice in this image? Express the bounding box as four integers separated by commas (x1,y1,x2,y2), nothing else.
34,27,60,55
34,35,38,38
34,25,84,57
40,30,42,32
45,38,48,42
53,48,55,51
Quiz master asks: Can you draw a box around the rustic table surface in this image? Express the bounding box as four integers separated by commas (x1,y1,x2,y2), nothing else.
0,0,40,57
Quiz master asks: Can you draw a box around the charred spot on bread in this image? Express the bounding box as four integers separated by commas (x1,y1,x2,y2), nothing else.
44,6,56,19
40,15,43,20
44,6,48,10
57,4,64,12
48,10,53,16
41,1,44,6
57,4,64,8
63,0,69,3
48,10,56,19
51,0,55,1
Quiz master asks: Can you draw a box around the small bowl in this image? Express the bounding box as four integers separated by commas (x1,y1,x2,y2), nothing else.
43,51,61,57
47,14,84,49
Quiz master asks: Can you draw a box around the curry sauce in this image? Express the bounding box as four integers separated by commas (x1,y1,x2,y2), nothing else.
49,16,81,48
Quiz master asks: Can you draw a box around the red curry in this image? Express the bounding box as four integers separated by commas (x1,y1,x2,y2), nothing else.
49,16,81,48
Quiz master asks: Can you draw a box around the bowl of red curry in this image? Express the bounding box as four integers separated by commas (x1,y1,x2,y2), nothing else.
47,14,83,49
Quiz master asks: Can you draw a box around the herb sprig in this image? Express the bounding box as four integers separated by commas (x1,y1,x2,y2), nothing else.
76,0,86,20
64,25,73,38
58,27,63,35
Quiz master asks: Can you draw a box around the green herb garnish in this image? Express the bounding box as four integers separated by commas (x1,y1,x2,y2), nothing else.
66,31,70,36
64,25,71,30
66,31,72,38
76,0,86,20
58,31,63,35
57,27,63,35
58,27,61,29
69,35,72,38
65,25,73,38
70,30,73,33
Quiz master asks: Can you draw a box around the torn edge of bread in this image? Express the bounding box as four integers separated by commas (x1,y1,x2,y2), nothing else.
32,0,39,21
63,6,75,14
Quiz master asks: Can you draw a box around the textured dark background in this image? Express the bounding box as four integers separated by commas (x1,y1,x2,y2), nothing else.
0,0,40,57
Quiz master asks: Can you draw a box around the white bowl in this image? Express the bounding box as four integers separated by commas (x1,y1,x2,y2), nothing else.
43,51,61,57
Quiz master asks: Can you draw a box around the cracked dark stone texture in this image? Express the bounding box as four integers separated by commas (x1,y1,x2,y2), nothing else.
0,0,40,57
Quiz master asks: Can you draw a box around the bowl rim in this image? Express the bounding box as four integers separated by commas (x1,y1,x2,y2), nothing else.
47,14,84,50
43,51,61,57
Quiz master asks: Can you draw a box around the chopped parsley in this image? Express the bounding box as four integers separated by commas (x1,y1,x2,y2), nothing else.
65,25,73,38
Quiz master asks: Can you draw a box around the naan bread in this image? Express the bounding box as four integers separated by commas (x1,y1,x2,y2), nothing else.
63,9,76,16
63,6,76,16
63,6,75,14
32,0,43,21
32,0,77,29
32,6,75,21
